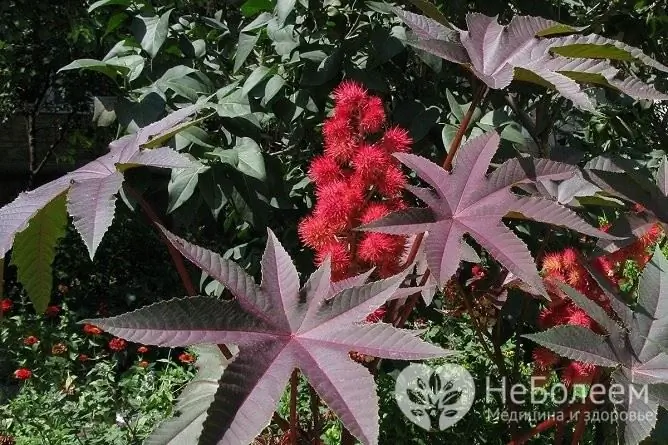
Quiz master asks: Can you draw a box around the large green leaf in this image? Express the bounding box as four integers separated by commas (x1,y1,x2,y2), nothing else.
11,194,68,314
168,164,210,213
88,0,131,13
235,33,260,73
135,10,173,58
58,58,129,80
241,66,271,97
276,0,296,25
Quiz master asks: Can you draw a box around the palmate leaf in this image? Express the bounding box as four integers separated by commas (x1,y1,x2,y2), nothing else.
524,248,668,444
523,325,619,367
396,9,668,109
0,105,199,263
10,194,68,314
146,344,239,445
85,228,452,445
359,130,615,294
585,155,668,239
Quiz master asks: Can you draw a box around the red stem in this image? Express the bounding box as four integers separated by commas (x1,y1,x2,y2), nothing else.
290,369,299,445
394,270,431,326
570,371,601,445
399,233,425,270
126,186,197,297
507,403,585,445
126,186,233,359
442,84,488,171
390,85,488,329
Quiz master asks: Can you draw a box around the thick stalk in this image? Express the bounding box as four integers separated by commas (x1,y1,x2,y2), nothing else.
507,403,585,445
125,186,197,297
0,257,4,322
570,371,601,445
309,384,321,441
125,186,234,360
290,369,299,445
442,84,488,171
392,85,488,329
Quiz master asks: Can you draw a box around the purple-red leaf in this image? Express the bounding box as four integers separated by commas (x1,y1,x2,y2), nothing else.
397,10,668,108
67,173,124,259
0,106,200,261
359,130,610,293
85,229,452,445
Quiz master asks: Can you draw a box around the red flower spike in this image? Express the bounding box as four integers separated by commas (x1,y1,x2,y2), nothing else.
137,346,149,354
108,338,127,352
45,305,61,318
333,80,368,107
360,202,393,225
533,347,559,370
566,308,595,329
138,360,150,368
78,354,89,362
366,307,387,323
376,164,407,198
13,368,32,380
323,119,356,162
380,126,412,153
359,97,386,134
308,155,343,187
358,233,406,264
316,241,351,281
315,181,364,228
561,361,596,386
352,145,391,183
541,253,562,275
560,248,579,270
472,265,485,278
178,352,195,364
298,215,336,250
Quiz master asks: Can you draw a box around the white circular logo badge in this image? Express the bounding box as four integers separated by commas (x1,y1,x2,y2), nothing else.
394,363,475,431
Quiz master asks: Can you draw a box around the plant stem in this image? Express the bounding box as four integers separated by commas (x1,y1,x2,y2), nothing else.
125,186,235,360
442,84,488,171
290,369,299,445
399,233,424,270
125,186,197,297
309,384,321,441
507,403,585,445
392,84,488,328
570,370,601,445
394,270,431,326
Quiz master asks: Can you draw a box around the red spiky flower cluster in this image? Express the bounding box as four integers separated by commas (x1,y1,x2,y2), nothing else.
298,81,412,281
534,224,664,386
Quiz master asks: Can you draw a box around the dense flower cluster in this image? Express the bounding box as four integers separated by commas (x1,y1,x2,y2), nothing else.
178,352,195,364
51,343,68,355
108,338,127,352
44,305,61,318
83,324,102,335
298,81,412,281
534,224,664,386
23,336,39,346
1,299,12,314
13,368,32,380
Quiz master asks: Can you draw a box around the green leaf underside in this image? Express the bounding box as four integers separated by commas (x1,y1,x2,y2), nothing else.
11,194,68,313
